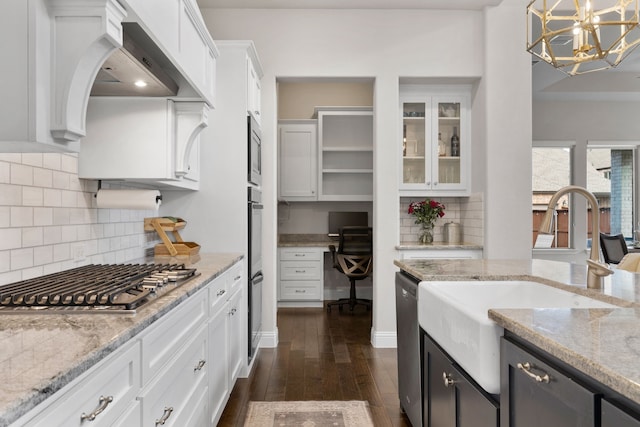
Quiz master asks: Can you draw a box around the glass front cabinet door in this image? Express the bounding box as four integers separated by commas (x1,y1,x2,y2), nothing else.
400,87,470,196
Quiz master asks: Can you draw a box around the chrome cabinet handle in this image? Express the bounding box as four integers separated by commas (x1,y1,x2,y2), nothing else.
295,270,306,273
295,289,307,293
233,275,241,281
216,289,226,297
517,362,550,383
194,359,206,372
156,407,174,426
443,372,455,387
294,253,305,257
230,308,237,316
80,395,113,422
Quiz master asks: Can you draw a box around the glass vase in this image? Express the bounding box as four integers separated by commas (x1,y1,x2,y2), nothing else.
420,223,434,244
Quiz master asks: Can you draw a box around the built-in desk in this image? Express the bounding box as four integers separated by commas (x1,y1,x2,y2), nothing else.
277,234,345,307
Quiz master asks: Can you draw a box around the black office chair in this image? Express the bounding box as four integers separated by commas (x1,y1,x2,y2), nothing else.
326,226,373,313
600,233,628,264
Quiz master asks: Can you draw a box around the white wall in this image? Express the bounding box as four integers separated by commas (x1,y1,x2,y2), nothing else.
198,4,531,346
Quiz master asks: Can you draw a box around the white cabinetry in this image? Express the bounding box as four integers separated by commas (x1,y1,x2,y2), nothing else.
316,107,373,201
400,86,471,196
22,341,141,427
278,247,323,305
247,58,263,124
14,259,245,427
78,98,209,190
278,120,318,201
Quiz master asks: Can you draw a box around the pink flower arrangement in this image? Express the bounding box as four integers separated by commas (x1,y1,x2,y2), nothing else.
408,199,445,227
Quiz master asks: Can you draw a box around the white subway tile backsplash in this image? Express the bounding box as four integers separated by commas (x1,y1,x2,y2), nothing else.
11,248,33,270
0,207,9,227
22,266,44,281
43,226,62,245
53,243,70,262
52,171,70,190
42,153,61,170
33,168,53,188
34,207,53,226
1,155,161,282
0,162,10,183
22,187,43,206
0,251,9,272
22,227,43,247
10,164,33,186
33,245,53,266
52,208,71,226
0,184,22,205
11,207,33,227
22,154,43,168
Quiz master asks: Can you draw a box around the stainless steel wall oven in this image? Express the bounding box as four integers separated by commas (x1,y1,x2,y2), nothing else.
248,114,262,186
247,186,263,360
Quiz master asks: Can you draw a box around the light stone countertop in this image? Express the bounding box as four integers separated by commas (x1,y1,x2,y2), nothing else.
279,234,483,251
396,242,483,250
0,252,242,427
394,258,640,406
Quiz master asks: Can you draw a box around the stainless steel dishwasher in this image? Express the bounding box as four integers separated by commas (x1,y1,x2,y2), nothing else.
395,271,422,427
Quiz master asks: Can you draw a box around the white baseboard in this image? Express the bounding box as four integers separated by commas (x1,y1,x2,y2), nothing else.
259,327,279,348
277,301,323,308
370,328,397,348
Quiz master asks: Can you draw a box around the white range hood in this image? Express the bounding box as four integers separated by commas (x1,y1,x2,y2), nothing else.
0,0,218,153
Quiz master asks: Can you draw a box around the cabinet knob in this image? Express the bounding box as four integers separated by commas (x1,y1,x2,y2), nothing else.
434,182,438,186
443,372,456,387
426,181,431,186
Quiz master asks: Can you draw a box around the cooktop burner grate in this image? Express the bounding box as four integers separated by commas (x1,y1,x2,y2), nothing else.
0,263,198,313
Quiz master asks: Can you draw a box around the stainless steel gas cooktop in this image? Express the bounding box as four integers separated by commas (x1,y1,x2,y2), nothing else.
0,263,199,314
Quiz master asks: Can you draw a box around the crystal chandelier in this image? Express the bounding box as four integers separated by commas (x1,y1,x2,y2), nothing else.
527,0,640,75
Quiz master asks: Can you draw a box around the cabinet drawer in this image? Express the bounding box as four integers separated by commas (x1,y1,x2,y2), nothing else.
280,280,322,300
139,324,208,427
279,247,322,261
209,272,228,316
501,338,598,426
23,341,141,427
228,261,243,294
280,262,322,280
141,288,208,383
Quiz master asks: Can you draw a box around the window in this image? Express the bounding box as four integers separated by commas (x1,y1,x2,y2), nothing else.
587,147,636,240
532,145,572,248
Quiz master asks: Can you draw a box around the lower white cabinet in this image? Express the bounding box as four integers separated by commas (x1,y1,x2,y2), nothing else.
22,340,141,427
139,324,209,427
14,259,245,427
278,247,323,302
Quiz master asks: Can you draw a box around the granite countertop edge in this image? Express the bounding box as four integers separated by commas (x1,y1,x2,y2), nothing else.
488,308,640,405
0,252,243,427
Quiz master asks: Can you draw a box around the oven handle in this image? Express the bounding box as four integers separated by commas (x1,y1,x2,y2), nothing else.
251,272,264,284
250,203,263,210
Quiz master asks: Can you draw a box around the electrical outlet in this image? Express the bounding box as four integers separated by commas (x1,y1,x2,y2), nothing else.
73,245,85,262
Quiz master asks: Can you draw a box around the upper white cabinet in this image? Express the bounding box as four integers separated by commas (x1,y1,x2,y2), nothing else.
0,0,217,153
247,58,263,125
316,107,374,202
399,86,471,196
78,98,209,190
278,120,318,201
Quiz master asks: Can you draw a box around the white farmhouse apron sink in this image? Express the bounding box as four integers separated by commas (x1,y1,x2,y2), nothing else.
418,280,616,395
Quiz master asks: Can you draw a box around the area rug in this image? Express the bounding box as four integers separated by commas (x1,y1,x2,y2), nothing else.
244,400,374,427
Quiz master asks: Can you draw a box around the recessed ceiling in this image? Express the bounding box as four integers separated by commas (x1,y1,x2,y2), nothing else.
196,0,503,10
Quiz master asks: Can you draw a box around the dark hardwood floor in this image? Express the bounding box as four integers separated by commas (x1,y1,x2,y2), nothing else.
218,306,412,427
